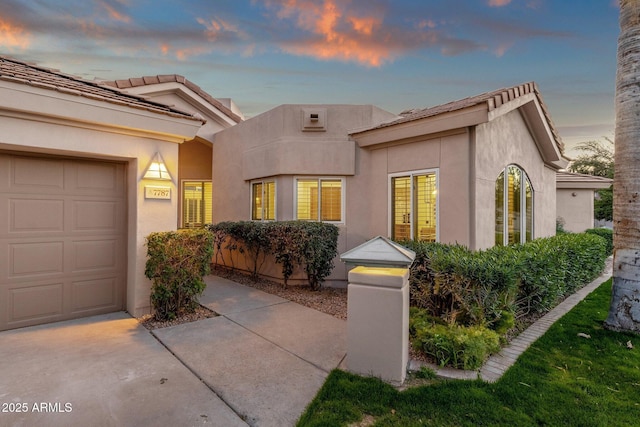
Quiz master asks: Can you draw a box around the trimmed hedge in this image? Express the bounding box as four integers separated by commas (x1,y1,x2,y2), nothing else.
207,221,339,290
585,227,613,255
145,229,214,321
405,232,608,327
406,232,608,369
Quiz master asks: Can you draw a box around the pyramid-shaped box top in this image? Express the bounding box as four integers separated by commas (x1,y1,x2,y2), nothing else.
340,236,416,268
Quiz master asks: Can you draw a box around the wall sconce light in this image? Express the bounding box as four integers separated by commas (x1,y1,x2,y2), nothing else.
143,152,172,181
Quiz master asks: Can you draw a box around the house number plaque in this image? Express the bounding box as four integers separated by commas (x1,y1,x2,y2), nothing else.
145,186,171,200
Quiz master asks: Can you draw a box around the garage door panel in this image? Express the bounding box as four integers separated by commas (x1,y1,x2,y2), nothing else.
0,153,126,331
74,162,123,193
10,199,65,232
73,200,119,231
8,282,64,323
73,239,117,271
71,277,119,313
9,241,64,276
11,157,64,190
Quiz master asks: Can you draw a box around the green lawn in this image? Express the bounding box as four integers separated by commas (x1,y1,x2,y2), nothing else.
298,279,640,426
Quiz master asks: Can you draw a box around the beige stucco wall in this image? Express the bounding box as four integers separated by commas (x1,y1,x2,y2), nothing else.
557,188,595,233
361,131,472,247
474,109,557,249
0,82,200,317
212,104,397,284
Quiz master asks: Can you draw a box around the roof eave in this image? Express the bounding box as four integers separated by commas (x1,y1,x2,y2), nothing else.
351,104,488,148
518,97,567,170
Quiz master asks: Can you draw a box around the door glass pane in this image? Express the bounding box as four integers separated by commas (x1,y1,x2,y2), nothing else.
320,180,342,221
507,166,521,244
392,176,411,240
525,178,533,242
203,182,212,225
183,181,204,228
414,174,436,242
495,171,505,246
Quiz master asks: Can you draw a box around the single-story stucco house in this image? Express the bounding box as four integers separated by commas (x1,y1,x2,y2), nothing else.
210,83,574,283
0,56,608,330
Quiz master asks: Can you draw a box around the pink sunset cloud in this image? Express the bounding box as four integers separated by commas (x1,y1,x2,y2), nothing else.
0,18,31,50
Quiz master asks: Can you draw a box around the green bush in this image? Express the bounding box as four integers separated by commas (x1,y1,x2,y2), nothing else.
585,227,613,255
145,229,214,321
516,237,568,316
404,232,608,369
404,232,609,325
410,308,501,370
557,233,607,293
207,221,339,289
403,241,519,331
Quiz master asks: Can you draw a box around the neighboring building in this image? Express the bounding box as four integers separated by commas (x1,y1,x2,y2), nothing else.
211,83,571,283
0,57,240,331
556,171,613,233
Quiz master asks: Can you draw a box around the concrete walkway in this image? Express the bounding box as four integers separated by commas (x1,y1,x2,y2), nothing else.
153,276,347,426
0,276,346,427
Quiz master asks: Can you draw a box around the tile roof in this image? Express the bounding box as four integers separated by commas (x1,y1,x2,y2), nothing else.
0,56,202,122
358,81,565,155
556,171,613,184
103,75,243,124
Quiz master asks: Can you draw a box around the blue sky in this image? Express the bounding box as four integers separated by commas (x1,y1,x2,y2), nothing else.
1,0,619,156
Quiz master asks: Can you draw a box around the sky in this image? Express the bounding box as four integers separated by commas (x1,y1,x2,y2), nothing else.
1,0,620,157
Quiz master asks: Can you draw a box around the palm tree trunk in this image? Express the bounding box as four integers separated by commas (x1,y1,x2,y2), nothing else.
605,0,640,333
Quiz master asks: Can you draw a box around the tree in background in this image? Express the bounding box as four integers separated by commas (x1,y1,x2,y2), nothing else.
568,137,613,221
604,0,640,333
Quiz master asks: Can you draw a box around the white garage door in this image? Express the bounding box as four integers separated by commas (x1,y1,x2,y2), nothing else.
0,153,127,331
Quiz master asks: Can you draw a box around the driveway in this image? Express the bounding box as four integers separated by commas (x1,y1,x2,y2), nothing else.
0,276,347,427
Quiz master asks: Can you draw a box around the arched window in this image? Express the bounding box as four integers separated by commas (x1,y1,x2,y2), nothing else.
495,165,533,246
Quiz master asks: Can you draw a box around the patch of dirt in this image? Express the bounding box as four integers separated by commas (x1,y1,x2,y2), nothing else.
138,305,217,330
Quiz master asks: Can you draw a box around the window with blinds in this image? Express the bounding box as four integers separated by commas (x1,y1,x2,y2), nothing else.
296,178,343,222
182,181,212,228
390,170,437,242
251,180,276,221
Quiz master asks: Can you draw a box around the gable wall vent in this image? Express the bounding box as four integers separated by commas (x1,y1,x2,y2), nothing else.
301,108,327,131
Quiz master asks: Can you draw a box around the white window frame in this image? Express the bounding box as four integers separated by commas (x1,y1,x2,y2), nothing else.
293,177,346,224
388,169,439,241
250,179,277,221
496,165,534,246
181,179,212,229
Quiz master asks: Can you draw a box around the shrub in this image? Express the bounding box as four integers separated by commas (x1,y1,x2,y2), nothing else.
404,241,519,331
410,308,501,370
404,232,608,369
585,227,613,255
145,229,213,321
404,232,609,325
516,237,568,316
556,233,607,293
207,221,339,289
